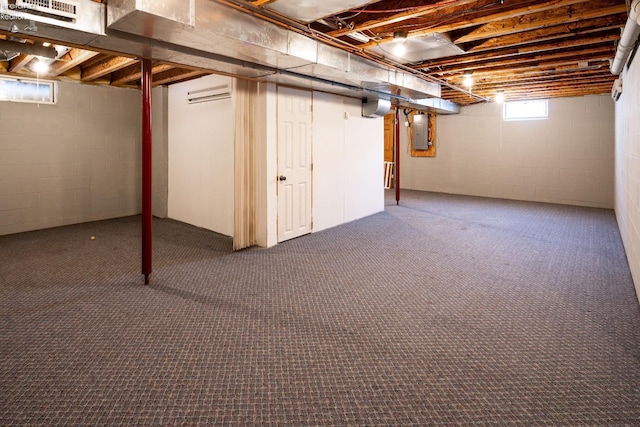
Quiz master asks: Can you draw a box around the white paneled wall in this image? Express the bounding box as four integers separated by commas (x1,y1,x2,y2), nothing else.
312,92,346,232
0,81,143,235
615,55,640,302
401,95,615,208
167,75,234,237
152,86,169,218
312,92,384,232
343,97,385,222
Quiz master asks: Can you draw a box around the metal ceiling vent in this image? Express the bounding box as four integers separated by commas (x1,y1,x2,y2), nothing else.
187,84,231,104
15,0,78,22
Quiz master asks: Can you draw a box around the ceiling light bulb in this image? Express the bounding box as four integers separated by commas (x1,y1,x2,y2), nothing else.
463,73,473,88
32,60,50,74
392,43,407,57
495,91,505,103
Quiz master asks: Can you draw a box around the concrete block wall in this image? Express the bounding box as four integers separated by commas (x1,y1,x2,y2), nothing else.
400,94,615,209
615,55,640,302
0,81,143,235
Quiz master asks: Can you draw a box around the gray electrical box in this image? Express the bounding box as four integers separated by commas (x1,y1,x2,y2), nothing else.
413,114,431,150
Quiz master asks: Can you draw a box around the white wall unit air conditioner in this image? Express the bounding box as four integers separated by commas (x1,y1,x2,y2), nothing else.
187,84,231,104
612,78,622,101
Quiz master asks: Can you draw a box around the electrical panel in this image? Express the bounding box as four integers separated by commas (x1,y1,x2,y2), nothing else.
413,114,431,150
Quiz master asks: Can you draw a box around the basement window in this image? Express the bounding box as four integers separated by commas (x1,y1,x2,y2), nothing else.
503,99,547,121
0,76,57,104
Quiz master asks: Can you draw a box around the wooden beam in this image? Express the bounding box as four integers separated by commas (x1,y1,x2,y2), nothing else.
8,54,34,72
152,69,207,86
443,72,616,92
427,44,615,75
328,0,491,38
111,63,174,86
440,60,611,85
417,32,620,70
81,56,137,81
359,0,591,48
48,48,99,77
468,67,609,86
251,0,277,6
455,3,627,44
466,14,627,52
443,82,615,104
467,74,615,92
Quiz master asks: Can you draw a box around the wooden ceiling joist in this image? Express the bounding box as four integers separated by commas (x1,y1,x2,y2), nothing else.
466,14,627,52
251,0,277,6
468,68,610,87
466,76,616,94
454,2,627,44
358,0,592,48
430,45,616,75
110,62,174,86
81,56,137,81
48,48,100,77
327,0,490,38
152,68,207,86
8,54,34,72
418,32,619,70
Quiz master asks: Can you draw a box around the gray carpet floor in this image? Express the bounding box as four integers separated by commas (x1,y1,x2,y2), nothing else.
1,190,639,425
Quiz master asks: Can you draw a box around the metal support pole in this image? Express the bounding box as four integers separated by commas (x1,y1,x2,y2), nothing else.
141,58,153,284
395,108,400,205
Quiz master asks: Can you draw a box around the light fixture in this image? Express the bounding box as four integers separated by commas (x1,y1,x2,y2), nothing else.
393,31,407,43
462,71,473,88
346,32,370,43
495,91,505,103
392,43,407,56
32,59,50,74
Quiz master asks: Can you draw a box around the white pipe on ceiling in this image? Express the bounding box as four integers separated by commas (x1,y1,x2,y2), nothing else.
611,0,640,75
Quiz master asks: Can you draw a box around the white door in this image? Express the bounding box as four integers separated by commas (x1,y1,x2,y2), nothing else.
277,87,312,242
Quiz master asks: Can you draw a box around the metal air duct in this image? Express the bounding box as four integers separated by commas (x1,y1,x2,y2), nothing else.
103,0,456,111
362,96,391,118
0,39,57,58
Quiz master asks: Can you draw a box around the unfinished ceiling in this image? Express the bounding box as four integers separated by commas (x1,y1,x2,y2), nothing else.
0,0,631,106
